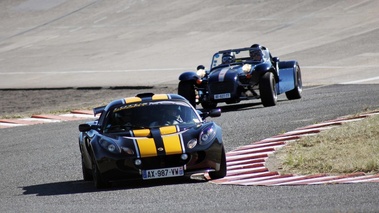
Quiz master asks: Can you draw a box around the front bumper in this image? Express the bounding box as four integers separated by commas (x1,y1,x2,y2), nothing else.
95,141,223,182
208,80,240,102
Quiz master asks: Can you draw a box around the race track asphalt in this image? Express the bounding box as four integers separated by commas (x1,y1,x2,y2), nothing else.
1,84,379,212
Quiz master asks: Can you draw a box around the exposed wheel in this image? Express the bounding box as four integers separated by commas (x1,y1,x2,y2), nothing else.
285,63,302,100
259,72,277,107
208,147,226,179
178,81,196,108
92,156,109,189
82,155,93,181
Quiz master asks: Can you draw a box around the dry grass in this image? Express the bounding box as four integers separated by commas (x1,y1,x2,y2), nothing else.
270,112,379,175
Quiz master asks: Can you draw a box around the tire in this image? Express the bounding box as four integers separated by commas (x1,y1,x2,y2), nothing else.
82,156,93,181
208,147,226,179
285,64,302,100
259,72,277,107
178,81,196,108
92,156,109,189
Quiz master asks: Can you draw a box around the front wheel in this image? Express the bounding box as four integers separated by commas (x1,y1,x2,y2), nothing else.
259,72,277,107
92,156,109,189
82,155,93,181
178,81,196,108
208,147,226,179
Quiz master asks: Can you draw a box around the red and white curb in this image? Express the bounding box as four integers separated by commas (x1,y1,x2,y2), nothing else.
0,110,97,128
211,110,379,186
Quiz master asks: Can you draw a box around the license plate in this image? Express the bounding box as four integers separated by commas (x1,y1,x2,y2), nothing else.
214,93,231,100
142,166,184,180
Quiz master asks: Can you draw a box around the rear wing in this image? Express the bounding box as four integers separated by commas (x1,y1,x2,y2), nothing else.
93,106,106,116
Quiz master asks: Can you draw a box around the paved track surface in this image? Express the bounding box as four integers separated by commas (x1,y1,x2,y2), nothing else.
1,84,379,212
1,0,379,212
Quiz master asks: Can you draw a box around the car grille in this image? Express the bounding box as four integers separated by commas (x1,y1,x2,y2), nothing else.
140,155,188,170
208,81,235,94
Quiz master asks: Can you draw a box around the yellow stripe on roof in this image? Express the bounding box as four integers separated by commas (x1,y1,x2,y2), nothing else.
152,94,169,100
124,97,142,104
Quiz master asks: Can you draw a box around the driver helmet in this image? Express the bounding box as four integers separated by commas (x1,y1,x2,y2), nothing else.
197,65,205,70
221,52,235,64
165,105,183,124
249,48,263,61
249,44,264,61
166,105,180,116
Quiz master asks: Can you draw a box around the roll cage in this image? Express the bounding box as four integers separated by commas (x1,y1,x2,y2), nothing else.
210,47,272,71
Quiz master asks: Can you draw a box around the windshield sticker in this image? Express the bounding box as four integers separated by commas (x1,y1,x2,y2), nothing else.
113,101,188,112
113,102,148,112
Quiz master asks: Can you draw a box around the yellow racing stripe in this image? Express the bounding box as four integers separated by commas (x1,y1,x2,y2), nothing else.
162,134,183,155
136,138,157,157
124,97,142,104
132,129,151,137
159,126,177,135
152,94,169,100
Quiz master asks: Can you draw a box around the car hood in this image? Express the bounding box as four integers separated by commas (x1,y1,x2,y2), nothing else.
104,123,213,158
124,126,186,157
208,65,253,82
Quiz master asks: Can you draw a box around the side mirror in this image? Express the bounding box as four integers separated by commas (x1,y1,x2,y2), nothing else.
198,108,221,120
79,124,91,132
79,124,100,132
208,108,221,117
272,57,279,63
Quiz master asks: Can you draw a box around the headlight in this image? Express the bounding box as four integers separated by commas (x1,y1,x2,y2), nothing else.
196,69,206,78
121,147,135,155
199,125,216,145
187,138,198,149
242,64,252,73
99,139,121,154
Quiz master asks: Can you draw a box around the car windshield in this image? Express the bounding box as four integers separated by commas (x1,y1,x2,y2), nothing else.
104,101,201,132
210,48,268,70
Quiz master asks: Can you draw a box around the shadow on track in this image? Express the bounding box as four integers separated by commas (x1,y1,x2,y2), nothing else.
21,177,204,196
200,99,288,114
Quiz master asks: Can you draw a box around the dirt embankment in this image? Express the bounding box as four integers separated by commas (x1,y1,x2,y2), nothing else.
0,85,177,118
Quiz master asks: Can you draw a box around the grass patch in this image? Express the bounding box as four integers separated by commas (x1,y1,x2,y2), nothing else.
271,113,379,175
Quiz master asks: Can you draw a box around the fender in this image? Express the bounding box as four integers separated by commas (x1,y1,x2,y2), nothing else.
279,60,298,69
90,135,103,161
278,60,298,94
253,62,279,82
178,71,199,82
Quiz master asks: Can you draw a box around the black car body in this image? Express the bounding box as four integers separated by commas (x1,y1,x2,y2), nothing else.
178,44,302,108
78,93,226,188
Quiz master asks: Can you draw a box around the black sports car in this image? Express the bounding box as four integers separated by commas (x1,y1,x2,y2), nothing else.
78,93,225,188
178,44,302,108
